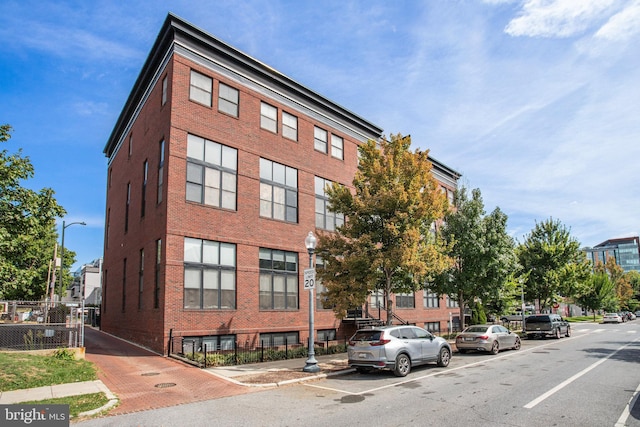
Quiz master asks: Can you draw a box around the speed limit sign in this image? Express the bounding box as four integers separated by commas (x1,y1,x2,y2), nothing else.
304,268,316,290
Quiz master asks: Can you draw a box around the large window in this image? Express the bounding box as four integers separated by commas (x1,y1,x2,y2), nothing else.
154,239,161,309
259,248,298,310
424,289,440,308
186,134,237,210
331,134,343,160
282,111,298,141
260,102,277,133
218,82,239,117
162,75,168,106
260,158,297,222
141,160,148,217
189,70,212,107
315,177,344,231
157,140,164,204
183,335,235,353
259,332,299,346
138,249,144,309
396,292,415,309
125,183,130,233
314,126,327,153
447,295,459,308
184,238,236,310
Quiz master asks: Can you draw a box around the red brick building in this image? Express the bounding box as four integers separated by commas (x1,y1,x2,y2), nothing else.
102,14,461,355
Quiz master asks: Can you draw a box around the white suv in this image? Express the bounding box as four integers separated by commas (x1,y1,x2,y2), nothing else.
348,325,451,377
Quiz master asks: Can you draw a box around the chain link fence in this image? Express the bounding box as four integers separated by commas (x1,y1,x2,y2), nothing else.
0,300,85,351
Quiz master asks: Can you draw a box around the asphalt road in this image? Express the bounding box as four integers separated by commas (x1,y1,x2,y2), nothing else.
77,322,640,427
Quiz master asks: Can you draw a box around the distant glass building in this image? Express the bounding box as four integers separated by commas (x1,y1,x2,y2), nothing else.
583,236,640,273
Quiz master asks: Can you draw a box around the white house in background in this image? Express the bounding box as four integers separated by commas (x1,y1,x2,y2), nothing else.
69,259,103,306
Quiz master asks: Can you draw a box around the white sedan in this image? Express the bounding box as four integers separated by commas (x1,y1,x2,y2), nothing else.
602,313,623,324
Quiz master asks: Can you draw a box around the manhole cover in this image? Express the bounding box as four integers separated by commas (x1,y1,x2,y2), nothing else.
155,383,176,388
141,372,160,376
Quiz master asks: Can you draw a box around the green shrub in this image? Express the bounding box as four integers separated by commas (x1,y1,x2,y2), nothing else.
52,348,75,360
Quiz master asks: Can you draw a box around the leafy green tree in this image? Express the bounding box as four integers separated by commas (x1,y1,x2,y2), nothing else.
575,268,617,319
431,187,517,328
517,218,591,311
315,134,452,324
0,124,66,300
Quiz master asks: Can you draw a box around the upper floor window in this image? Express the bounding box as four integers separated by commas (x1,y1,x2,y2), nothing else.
424,289,440,308
331,134,344,160
218,83,239,117
396,292,415,309
162,75,168,106
260,158,297,222
184,237,236,310
259,248,298,310
282,111,298,141
157,140,165,204
260,102,277,133
186,134,237,210
447,295,459,308
189,70,212,107
141,160,148,217
315,177,344,231
314,126,327,153
128,134,133,157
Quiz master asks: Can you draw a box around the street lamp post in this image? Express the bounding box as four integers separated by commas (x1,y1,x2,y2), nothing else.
303,231,320,373
58,220,86,299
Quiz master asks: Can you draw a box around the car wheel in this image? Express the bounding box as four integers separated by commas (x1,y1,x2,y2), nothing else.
394,353,411,377
355,367,372,374
513,337,521,350
437,347,451,367
565,326,571,337
555,328,561,339
490,341,499,355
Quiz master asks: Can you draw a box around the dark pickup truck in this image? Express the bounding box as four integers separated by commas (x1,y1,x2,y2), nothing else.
524,314,571,339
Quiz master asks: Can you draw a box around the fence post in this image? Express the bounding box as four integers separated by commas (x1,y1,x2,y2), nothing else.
261,340,265,362
168,329,173,357
285,336,288,359
203,343,207,368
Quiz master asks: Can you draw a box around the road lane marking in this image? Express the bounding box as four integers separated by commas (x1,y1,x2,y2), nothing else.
615,381,640,427
524,336,640,409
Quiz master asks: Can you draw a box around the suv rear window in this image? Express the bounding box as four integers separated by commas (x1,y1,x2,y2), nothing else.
526,315,550,322
351,330,382,341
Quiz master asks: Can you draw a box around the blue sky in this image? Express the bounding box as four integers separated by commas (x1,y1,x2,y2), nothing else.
1,0,639,270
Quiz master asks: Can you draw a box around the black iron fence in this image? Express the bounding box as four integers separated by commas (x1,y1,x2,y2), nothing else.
0,300,84,351
168,330,348,368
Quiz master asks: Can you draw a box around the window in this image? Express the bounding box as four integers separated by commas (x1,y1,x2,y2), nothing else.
259,158,297,222
128,134,133,157
282,111,298,141
183,335,235,353
259,332,299,346
186,134,237,210
218,82,239,117
138,249,144,309
314,126,327,153
447,295,459,308
260,102,277,133
331,134,343,160
125,183,130,233
105,208,110,249
154,239,161,309
315,177,344,231
370,290,384,309
314,257,331,310
183,237,236,310
259,248,298,310
162,75,168,106
157,140,164,204
396,292,415,309
121,258,127,312
317,329,336,342
189,70,212,107
424,289,440,308
141,160,148,217
425,322,441,334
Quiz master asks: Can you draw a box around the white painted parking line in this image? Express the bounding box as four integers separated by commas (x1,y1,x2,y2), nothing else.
524,337,640,409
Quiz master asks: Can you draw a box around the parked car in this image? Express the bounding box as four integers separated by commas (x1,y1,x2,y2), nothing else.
524,314,571,339
348,325,451,377
455,324,521,355
603,313,623,324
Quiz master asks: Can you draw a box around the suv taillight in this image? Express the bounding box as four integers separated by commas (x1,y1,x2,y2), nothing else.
369,332,391,346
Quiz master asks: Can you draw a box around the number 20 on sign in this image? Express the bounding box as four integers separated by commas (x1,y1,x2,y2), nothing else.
304,268,316,290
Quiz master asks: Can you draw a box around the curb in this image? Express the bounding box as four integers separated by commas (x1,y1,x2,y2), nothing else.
205,367,355,388
76,381,119,419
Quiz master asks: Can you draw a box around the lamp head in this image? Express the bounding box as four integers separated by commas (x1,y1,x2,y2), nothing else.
304,231,317,251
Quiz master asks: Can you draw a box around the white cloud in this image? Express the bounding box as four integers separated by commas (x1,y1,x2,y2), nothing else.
595,0,640,40
505,0,617,37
